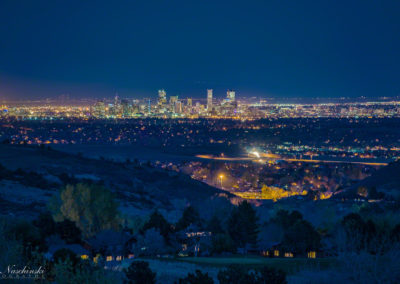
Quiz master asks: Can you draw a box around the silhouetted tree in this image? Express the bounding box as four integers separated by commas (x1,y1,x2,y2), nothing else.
178,270,214,284
211,234,235,254
218,265,256,284
176,206,201,231
134,228,167,256
271,209,303,228
7,220,43,251
33,212,57,238
218,265,287,284
55,220,82,244
281,220,321,254
391,224,400,243
256,266,287,284
228,201,259,251
124,261,156,284
341,213,366,252
142,210,172,240
207,215,224,235
53,248,79,268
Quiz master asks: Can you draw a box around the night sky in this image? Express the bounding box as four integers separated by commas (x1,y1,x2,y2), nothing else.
1,0,399,100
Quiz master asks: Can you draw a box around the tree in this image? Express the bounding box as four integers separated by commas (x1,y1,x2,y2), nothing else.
134,228,167,256
49,183,120,237
207,215,224,235
124,261,156,284
341,213,366,252
391,224,400,243
142,210,172,240
217,265,257,284
33,212,57,239
281,220,321,254
176,206,201,231
53,248,79,268
228,201,259,251
271,209,303,228
55,220,82,244
7,219,43,251
211,234,235,254
256,266,287,284
178,270,214,284
0,218,26,271
218,265,287,284
271,209,320,254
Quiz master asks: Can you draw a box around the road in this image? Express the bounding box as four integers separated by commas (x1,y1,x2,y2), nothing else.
195,154,389,166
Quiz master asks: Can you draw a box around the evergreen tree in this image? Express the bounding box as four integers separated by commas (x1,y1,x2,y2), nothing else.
207,215,224,235
281,220,321,254
142,210,172,239
176,206,201,231
228,201,259,250
211,233,235,254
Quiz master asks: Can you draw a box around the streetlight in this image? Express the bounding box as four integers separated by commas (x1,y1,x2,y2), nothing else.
219,174,224,188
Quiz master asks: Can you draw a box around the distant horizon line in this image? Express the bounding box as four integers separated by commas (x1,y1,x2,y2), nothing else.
2,95,400,102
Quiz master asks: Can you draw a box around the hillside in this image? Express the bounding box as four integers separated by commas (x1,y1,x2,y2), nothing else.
334,160,400,200
0,144,235,220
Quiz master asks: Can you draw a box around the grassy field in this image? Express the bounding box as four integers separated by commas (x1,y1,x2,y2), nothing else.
159,256,337,274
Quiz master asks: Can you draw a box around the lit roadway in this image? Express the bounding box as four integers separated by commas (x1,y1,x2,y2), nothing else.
195,154,389,166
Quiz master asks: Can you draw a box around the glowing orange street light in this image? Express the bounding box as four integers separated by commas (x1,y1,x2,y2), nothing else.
219,174,224,188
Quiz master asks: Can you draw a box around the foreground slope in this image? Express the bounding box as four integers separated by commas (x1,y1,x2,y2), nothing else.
0,144,234,219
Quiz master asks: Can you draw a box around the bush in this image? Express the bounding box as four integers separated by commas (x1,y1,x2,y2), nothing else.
53,248,79,267
218,265,287,284
124,261,156,284
256,266,287,284
178,270,214,284
217,265,256,284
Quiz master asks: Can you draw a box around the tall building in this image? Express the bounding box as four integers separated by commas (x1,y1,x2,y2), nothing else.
227,90,235,102
207,89,213,110
158,89,167,106
169,96,178,106
121,99,131,117
187,98,192,107
114,93,120,107
113,93,121,115
93,100,106,117
175,101,183,114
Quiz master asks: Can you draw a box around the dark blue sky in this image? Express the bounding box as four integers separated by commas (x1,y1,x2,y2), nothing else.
1,0,399,100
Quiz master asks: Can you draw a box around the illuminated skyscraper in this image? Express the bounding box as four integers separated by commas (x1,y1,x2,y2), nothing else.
158,89,167,106
175,101,183,114
93,100,106,117
121,99,132,117
114,93,120,107
207,89,213,110
187,98,192,107
169,96,178,113
169,96,178,106
227,90,235,102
